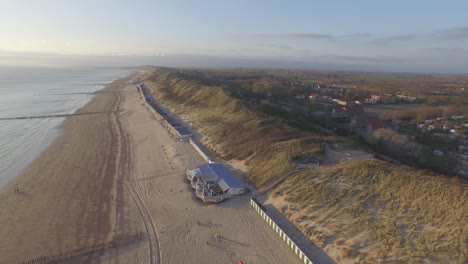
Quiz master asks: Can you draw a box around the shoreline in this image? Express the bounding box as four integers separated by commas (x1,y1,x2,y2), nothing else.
0,73,130,191
0,73,139,263
0,122,61,191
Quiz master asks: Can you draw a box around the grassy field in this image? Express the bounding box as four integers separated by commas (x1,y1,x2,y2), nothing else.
142,67,467,263
363,104,422,117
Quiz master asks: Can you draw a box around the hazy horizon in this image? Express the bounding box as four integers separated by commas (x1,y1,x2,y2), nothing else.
1,0,468,73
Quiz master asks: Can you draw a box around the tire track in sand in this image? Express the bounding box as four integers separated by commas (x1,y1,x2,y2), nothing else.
241,209,283,264
116,89,161,264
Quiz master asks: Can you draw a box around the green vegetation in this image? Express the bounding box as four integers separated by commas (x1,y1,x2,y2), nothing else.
380,105,467,123
367,129,459,175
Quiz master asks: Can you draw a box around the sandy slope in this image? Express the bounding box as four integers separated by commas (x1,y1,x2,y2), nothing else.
0,73,302,264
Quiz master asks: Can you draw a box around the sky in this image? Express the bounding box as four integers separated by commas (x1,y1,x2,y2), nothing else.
1,0,468,73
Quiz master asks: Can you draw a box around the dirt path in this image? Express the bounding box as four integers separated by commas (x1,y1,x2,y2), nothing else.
322,142,375,166
106,87,161,264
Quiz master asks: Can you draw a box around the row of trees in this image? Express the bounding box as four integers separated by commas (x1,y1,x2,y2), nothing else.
380,106,464,123
367,129,458,175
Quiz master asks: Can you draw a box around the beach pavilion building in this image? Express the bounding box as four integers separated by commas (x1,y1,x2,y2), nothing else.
199,163,244,195
187,163,244,203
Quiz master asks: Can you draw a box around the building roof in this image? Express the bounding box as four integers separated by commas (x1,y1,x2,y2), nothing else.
217,179,230,192
147,101,164,113
197,164,220,182
168,121,181,127
198,163,243,190
163,116,174,122
174,126,191,135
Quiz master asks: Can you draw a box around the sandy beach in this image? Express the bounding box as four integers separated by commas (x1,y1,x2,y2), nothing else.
0,72,303,263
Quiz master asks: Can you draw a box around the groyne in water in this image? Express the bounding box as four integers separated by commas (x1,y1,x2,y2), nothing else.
0,111,120,121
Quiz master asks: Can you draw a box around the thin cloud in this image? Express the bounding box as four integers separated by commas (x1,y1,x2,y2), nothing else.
268,44,293,50
347,33,372,39
254,33,335,39
253,26,468,43
253,32,374,40
372,34,416,44
384,34,416,41
429,47,465,53
432,27,468,39
325,55,403,63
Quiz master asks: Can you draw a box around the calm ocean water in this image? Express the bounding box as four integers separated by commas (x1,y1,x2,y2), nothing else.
0,67,131,189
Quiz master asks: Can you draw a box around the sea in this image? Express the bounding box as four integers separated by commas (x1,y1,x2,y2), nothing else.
0,67,131,189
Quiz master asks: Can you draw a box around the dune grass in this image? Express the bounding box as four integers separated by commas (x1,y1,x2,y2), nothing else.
276,160,468,263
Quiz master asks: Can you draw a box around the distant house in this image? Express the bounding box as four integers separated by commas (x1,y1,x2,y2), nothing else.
459,145,468,153
396,94,417,102
316,95,332,102
365,98,378,104
424,119,435,124
350,115,384,136
309,93,317,99
333,99,356,106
